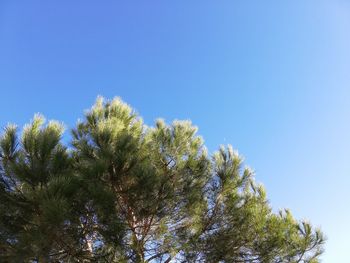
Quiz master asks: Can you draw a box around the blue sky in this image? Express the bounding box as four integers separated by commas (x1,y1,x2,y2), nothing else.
1,1,349,261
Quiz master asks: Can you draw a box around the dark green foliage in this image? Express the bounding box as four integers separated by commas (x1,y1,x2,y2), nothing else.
0,97,325,262
0,116,87,262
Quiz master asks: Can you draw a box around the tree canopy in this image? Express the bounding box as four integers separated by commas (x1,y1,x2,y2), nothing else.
0,97,324,262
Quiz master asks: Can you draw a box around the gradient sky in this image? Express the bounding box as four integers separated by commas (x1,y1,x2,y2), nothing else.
1,1,349,261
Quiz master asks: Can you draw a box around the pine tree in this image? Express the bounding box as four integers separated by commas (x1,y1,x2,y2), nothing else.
0,116,90,262
0,97,325,262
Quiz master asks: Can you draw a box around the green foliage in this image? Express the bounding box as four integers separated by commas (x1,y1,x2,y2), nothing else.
0,97,325,262
0,116,84,262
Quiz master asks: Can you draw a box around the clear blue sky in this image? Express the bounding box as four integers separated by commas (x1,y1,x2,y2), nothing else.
0,1,349,261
